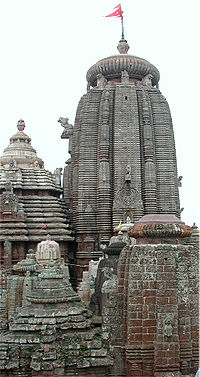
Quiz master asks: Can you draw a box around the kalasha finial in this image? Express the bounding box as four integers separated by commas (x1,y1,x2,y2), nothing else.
17,119,25,132
117,38,130,54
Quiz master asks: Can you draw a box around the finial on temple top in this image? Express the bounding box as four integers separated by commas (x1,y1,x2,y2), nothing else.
17,119,25,132
117,38,130,54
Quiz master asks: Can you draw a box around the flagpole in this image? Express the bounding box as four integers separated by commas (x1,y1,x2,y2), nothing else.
121,16,124,39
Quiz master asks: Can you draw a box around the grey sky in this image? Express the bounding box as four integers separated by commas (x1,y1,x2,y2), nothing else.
0,0,199,227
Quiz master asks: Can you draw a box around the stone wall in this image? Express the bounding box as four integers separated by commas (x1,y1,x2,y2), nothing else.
116,243,199,376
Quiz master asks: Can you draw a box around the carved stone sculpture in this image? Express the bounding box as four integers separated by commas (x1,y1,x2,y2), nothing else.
9,159,17,169
163,313,174,337
53,167,62,185
125,164,131,182
58,117,73,141
142,73,153,86
121,70,129,84
96,73,107,89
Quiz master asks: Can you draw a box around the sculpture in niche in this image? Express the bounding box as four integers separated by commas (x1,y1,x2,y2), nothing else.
121,70,129,84
163,313,173,337
17,202,25,219
101,267,118,294
101,124,109,142
126,215,131,224
0,181,18,216
3,238,12,267
0,192,18,215
85,202,94,213
96,73,107,89
99,161,110,184
53,167,62,186
125,164,131,182
142,73,153,86
5,180,13,194
33,160,40,169
9,159,17,169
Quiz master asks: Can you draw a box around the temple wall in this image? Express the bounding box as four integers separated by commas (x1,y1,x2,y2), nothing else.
116,243,199,376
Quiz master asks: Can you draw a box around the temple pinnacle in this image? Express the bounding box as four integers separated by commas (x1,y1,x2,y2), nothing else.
17,119,25,132
117,38,130,54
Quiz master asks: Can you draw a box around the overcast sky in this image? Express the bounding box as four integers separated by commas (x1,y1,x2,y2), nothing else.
0,0,199,227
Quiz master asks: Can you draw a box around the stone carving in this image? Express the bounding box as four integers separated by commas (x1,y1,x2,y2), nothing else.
100,124,109,142
5,180,13,193
33,160,40,169
96,73,107,89
99,160,110,185
58,117,73,139
121,70,129,84
113,183,143,210
125,164,131,182
17,202,25,219
53,167,62,186
9,159,17,169
58,117,70,128
3,238,12,267
0,188,18,216
142,74,153,86
84,202,94,213
163,313,174,337
101,267,117,293
176,175,183,187
126,215,131,224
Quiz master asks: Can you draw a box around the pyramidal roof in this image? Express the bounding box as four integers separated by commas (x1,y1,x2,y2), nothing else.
0,120,74,243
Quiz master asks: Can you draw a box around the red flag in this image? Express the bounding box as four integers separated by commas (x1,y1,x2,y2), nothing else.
41,225,47,229
105,4,123,19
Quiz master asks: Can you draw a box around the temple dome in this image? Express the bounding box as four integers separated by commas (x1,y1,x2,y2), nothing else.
0,119,44,169
86,40,160,87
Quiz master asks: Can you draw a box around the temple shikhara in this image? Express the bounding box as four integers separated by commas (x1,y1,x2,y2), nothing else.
0,9,199,377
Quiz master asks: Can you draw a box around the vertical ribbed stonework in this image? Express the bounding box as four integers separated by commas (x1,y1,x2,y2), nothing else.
76,90,101,235
68,46,183,270
72,95,86,224
97,89,112,242
149,90,180,216
112,85,144,225
141,89,157,213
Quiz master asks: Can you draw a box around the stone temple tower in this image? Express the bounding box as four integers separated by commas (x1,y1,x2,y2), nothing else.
63,38,181,269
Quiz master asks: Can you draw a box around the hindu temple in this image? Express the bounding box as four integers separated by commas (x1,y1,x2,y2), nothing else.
0,33,199,377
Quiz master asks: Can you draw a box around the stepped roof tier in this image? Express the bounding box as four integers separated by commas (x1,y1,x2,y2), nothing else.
0,121,74,264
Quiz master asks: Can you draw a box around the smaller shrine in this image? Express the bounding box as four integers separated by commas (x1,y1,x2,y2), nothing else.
0,120,74,269
0,237,113,377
